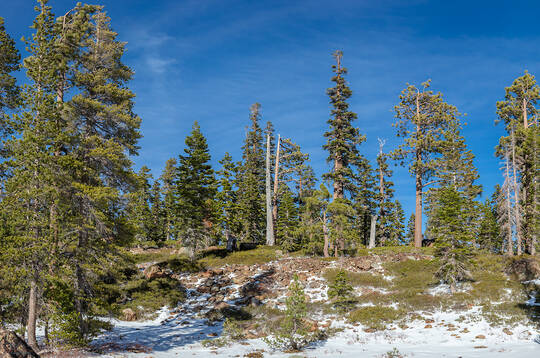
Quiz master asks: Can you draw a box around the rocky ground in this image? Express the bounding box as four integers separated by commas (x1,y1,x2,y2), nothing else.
80,251,540,358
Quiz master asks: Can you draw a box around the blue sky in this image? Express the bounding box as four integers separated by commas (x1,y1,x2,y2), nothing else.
2,0,539,220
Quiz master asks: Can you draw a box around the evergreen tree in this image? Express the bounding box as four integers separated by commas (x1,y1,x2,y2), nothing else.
276,185,299,251
496,72,540,255
386,200,405,246
127,166,154,244
477,192,501,253
149,179,166,243
1,1,65,347
264,274,312,351
174,121,216,251
298,184,330,256
425,115,481,244
236,103,265,243
405,213,415,245
322,51,365,256
375,139,397,246
61,8,141,342
216,152,241,242
392,80,456,247
160,158,177,241
0,16,20,171
327,270,355,312
432,187,473,293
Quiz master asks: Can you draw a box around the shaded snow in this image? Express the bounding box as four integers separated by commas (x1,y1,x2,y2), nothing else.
92,304,540,358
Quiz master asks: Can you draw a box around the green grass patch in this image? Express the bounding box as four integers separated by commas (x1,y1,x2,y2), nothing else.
129,248,178,264
323,269,390,288
357,245,435,257
348,306,408,330
198,246,279,267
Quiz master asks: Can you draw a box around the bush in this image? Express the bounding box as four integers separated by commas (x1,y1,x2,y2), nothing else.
348,306,407,330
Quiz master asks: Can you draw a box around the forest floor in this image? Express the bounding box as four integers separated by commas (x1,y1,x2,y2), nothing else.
46,246,540,357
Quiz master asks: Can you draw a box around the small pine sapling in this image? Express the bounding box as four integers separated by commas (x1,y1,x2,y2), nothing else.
264,274,320,351
327,270,356,312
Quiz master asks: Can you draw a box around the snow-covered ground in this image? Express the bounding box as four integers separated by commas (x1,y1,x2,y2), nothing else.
92,304,540,357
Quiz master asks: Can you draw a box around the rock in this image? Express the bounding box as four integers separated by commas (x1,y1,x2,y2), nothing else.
503,328,513,335
425,319,435,324
201,270,215,278
506,258,540,281
321,320,331,328
215,301,230,310
122,308,137,321
144,265,168,280
363,328,377,333
475,334,486,339
0,328,40,358
304,318,318,332
424,324,432,329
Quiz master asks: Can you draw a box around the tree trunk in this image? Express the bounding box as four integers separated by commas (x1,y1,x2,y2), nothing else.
523,97,528,128
265,134,275,246
378,139,386,245
272,135,280,225
27,278,38,351
505,149,514,256
511,128,522,255
414,171,423,248
322,211,329,257
368,215,377,249
414,92,423,248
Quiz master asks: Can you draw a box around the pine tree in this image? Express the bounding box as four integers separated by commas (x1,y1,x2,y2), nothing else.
264,274,313,351
386,200,405,246
1,1,65,347
160,158,177,241
405,213,415,245
323,51,365,256
216,152,241,243
477,192,501,253
128,166,154,245
392,80,456,247
237,103,265,243
327,270,355,312
497,146,516,255
375,139,397,246
298,184,330,256
149,179,166,243
425,114,481,245
62,8,141,341
276,185,299,251
352,155,377,249
432,187,473,293
496,72,540,255
0,16,20,170
174,121,216,251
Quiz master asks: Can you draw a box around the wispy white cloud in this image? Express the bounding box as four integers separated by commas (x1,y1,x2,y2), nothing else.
145,56,176,74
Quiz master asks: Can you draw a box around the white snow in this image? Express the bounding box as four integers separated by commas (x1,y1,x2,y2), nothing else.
91,303,540,358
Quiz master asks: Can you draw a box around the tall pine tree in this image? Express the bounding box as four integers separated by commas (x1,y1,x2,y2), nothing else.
323,51,365,256
174,121,216,251
392,80,456,247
